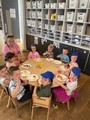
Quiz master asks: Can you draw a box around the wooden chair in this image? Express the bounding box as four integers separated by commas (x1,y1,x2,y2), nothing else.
66,87,79,110
8,91,32,118
31,96,52,120
0,84,10,108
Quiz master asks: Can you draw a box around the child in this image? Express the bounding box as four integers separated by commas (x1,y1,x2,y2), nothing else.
57,48,70,63
9,66,32,102
52,67,80,109
5,52,20,69
65,52,79,72
43,44,54,58
0,65,10,85
28,44,40,59
33,71,54,97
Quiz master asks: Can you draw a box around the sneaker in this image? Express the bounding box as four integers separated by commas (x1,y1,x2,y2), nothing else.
52,104,58,110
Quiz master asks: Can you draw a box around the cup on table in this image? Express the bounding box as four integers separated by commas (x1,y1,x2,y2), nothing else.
38,61,43,68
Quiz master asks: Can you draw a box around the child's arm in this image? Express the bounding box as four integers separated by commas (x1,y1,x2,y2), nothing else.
55,80,69,90
10,79,21,98
57,55,62,59
3,79,10,85
33,81,38,97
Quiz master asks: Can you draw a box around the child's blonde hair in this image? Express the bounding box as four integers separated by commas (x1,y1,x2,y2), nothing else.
48,44,54,50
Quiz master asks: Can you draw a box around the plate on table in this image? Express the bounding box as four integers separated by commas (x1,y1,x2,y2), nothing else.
21,70,30,78
46,58,54,61
34,58,42,62
27,74,39,82
56,74,67,82
53,60,62,64
21,64,32,69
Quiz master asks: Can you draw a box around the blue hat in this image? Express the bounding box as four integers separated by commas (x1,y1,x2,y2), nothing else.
41,71,54,81
71,52,78,57
72,67,81,77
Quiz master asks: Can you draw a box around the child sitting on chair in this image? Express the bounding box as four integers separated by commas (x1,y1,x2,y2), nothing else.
65,52,79,72
28,44,40,59
43,44,54,58
9,66,32,102
0,65,10,85
33,71,54,97
5,52,20,69
52,67,80,109
57,48,70,63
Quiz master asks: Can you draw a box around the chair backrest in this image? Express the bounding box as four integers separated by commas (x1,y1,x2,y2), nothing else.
33,96,52,108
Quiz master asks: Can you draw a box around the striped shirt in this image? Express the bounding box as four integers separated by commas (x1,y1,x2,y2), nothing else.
9,79,25,100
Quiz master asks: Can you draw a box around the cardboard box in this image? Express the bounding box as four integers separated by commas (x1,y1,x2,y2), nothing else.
79,0,88,8
37,1,42,8
45,24,48,29
37,11,42,18
58,15,64,20
31,11,36,18
51,3,57,9
77,12,85,22
67,24,73,32
50,25,55,30
26,2,30,9
45,3,49,8
69,0,78,8
67,12,74,21
59,2,65,8
32,1,36,9
76,25,83,34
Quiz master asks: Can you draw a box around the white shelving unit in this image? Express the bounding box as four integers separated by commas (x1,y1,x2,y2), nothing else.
25,0,90,50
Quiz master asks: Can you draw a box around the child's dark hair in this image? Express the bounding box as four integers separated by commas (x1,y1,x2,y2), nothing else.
0,64,6,71
31,44,36,48
48,78,53,84
63,47,68,51
8,66,19,75
7,35,14,39
5,52,15,61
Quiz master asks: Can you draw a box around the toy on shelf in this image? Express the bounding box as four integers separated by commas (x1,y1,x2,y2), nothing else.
51,13,56,20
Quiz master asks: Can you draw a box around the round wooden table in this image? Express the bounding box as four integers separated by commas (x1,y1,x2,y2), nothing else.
20,58,66,87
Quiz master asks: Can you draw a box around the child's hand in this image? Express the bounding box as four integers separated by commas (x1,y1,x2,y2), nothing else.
16,78,21,86
35,80,38,86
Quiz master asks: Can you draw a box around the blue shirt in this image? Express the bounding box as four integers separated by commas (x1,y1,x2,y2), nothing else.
59,54,70,62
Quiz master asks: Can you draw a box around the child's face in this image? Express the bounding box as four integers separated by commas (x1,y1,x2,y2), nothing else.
9,56,16,62
70,71,77,80
12,70,20,80
0,67,8,77
48,47,53,52
62,49,68,55
31,46,36,52
41,77,51,86
71,56,78,62
7,38,14,46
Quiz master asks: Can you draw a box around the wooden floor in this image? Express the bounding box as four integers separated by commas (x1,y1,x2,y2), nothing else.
0,52,90,120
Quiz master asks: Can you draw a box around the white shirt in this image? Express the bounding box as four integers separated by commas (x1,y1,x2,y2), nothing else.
66,80,78,96
0,77,6,84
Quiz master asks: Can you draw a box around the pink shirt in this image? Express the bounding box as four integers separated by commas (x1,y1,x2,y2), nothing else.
2,42,20,56
28,51,40,59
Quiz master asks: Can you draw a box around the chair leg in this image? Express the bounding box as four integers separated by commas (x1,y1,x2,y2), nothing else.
7,96,11,108
47,108,50,120
16,106,19,118
67,101,70,110
31,106,34,120
0,89,4,99
74,98,77,102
